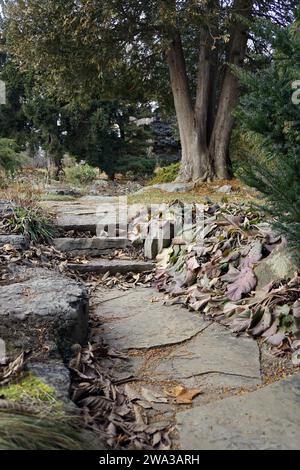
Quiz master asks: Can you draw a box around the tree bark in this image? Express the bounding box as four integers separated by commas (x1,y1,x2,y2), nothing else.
166,33,195,181
166,31,214,182
209,0,253,179
165,0,253,182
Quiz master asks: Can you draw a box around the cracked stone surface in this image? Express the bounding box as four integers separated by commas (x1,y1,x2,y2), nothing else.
95,288,261,391
133,322,261,389
0,266,89,353
95,288,208,349
177,374,300,450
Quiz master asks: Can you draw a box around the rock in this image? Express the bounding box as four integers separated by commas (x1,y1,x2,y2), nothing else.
80,196,117,202
52,198,127,234
153,183,193,193
217,185,232,194
0,235,29,251
177,374,300,450
0,266,89,355
68,259,155,275
53,237,130,257
0,200,15,215
255,245,298,288
135,183,193,194
94,288,210,350
27,360,71,403
144,221,174,259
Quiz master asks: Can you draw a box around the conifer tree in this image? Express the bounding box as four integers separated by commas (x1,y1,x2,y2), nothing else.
236,16,300,260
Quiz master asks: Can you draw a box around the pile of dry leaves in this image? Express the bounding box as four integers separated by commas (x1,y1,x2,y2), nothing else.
152,202,300,365
69,342,174,450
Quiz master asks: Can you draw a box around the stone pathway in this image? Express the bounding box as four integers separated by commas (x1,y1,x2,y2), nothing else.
92,286,300,450
45,196,300,450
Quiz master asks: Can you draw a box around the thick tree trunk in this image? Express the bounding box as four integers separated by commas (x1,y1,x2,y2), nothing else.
165,0,252,182
166,33,212,182
209,0,253,179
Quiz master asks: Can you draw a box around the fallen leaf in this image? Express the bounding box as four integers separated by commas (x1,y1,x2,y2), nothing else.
226,267,257,301
165,385,202,404
241,241,263,268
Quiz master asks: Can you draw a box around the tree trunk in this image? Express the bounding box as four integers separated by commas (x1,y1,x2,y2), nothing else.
165,0,252,182
166,33,212,182
209,0,253,179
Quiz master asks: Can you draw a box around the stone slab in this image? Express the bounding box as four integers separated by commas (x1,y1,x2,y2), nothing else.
0,235,29,251
45,198,142,234
134,322,261,388
0,266,89,354
95,288,208,349
53,237,130,257
144,221,175,260
177,374,300,450
68,259,155,275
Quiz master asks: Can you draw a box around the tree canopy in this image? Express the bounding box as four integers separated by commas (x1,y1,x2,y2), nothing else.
0,0,299,180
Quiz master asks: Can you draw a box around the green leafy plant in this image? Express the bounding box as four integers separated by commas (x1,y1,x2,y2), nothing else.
150,163,180,184
5,206,55,243
65,163,98,185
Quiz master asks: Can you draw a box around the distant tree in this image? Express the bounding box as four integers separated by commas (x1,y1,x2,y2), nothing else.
0,137,21,174
0,54,153,177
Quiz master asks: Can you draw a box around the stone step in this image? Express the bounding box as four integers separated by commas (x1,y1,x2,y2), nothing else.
0,266,89,355
0,235,29,251
53,237,131,258
67,259,155,275
55,216,127,234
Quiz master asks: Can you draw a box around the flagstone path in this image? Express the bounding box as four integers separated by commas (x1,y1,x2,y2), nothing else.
49,197,300,450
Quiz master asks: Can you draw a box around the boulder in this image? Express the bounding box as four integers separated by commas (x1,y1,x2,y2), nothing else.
153,183,193,193
45,186,81,197
255,245,298,288
0,266,89,355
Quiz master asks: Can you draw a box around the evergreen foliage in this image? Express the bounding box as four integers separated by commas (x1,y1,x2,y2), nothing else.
0,138,21,174
236,17,300,261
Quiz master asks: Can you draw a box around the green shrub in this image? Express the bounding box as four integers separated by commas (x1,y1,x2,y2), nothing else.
65,163,98,185
230,127,268,176
150,163,180,184
5,206,55,243
115,155,156,179
0,139,21,175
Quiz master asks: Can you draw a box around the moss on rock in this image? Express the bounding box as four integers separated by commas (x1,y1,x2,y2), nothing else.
1,373,57,404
